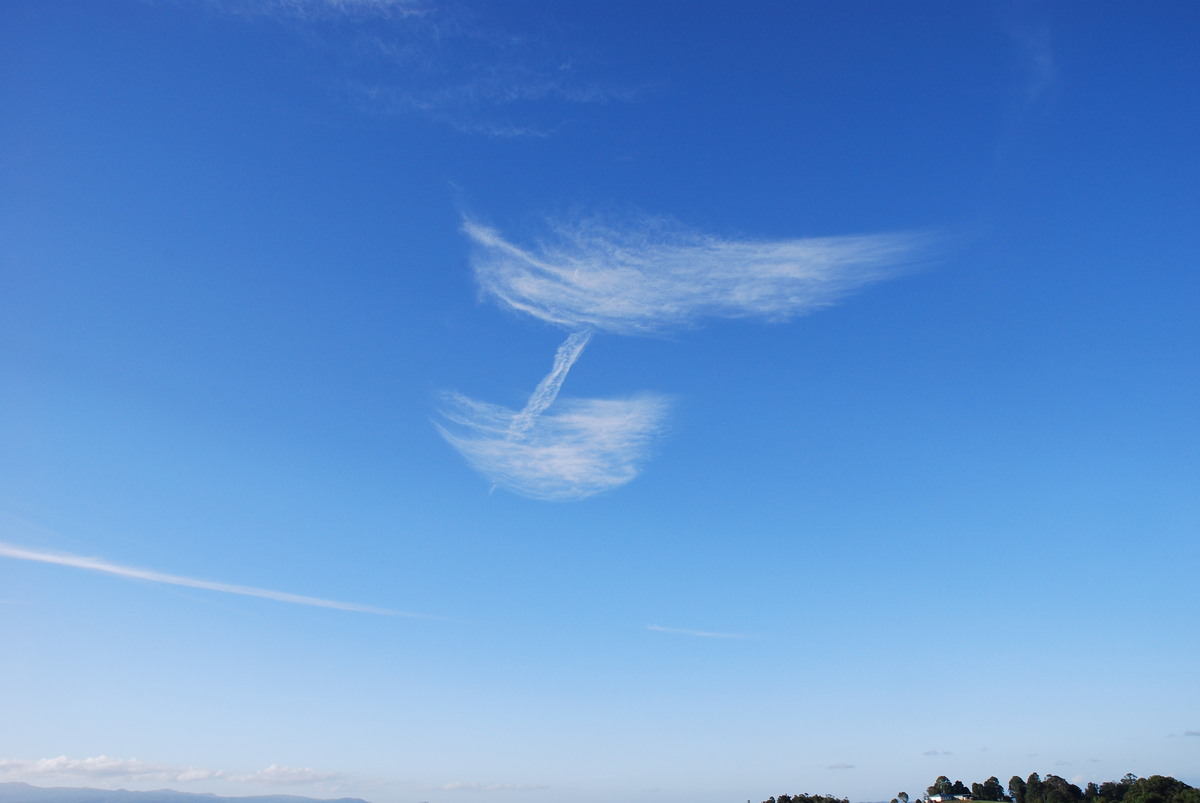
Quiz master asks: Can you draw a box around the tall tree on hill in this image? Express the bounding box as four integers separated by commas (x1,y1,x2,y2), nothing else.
1027,773,1046,803
930,778,954,797
974,777,1009,801
1045,775,1084,803
1011,776,1028,803
1124,775,1200,803
1097,777,1136,803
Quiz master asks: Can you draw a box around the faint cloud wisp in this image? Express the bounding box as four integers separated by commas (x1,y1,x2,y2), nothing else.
208,0,431,21
1011,24,1057,106
232,765,342,784
212,0,638,137
441,782,549,792
646,624,746,639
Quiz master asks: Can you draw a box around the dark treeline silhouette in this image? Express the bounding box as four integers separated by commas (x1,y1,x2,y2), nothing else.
1008,773,1199,803
758,774,1199,803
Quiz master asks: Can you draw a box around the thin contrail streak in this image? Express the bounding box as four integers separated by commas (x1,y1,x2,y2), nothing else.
507,330,592,437
646,624,747,639
0,541,420,617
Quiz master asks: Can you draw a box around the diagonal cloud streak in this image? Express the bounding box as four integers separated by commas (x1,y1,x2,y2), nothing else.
464,215,930,335
0,542,419,617
508,330,591,437
437,392,669,501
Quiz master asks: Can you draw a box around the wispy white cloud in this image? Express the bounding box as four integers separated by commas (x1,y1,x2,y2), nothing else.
344,14,641,137
207,0,636,137
922,749,953,756
464,215,929,335
1184,730,1200,737
826,762,855,770
438,392,669,501
232,765,342,784
646,624,746,639
0,542,418,617
0,756,221,783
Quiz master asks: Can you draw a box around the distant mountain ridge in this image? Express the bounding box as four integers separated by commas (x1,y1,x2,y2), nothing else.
0,783,371,803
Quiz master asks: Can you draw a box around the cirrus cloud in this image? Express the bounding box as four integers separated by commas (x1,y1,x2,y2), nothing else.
464,215,930,335
437,391,670,501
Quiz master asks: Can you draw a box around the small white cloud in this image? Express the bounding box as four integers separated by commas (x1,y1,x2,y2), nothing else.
922,750,953,756
233,765,341,785
465,215,929,335
1184,730,1200,737
646,624,746,639
0,756,221,783
826,763,855,770
438,392,669,500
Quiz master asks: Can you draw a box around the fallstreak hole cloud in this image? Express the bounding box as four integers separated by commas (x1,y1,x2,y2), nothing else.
440,212,932,500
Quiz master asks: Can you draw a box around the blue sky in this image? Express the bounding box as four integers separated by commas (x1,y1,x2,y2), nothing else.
2,2,1198,802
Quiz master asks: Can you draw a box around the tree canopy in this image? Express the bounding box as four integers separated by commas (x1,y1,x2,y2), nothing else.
757,774,1197,803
